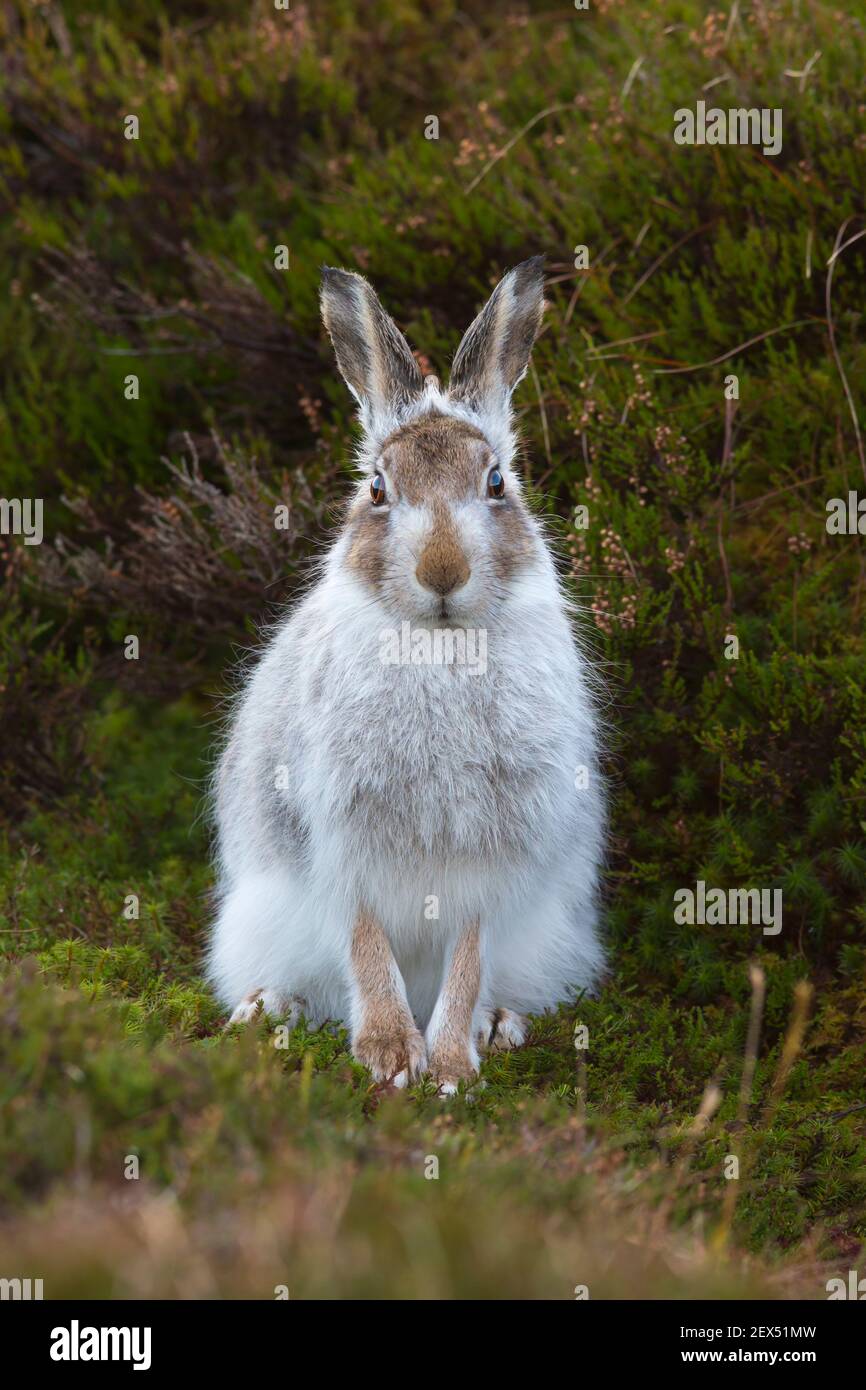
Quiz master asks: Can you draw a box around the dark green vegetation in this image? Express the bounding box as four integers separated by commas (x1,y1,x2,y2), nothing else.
1,0,864,1297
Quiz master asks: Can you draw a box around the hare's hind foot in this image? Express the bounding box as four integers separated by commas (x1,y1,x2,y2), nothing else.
226,989,307,1027
476,1007,527,1054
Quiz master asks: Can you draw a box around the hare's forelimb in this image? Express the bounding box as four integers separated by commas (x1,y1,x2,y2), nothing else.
424,918,484,1093
350,909,427,1085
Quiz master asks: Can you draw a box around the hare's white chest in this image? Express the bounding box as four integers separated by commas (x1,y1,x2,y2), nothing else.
283,589,591,935
315,648,542,862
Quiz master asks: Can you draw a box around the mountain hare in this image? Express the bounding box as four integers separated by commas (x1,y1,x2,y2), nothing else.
208,257,605,1091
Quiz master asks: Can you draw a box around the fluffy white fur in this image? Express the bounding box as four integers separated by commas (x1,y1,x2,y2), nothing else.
207,261,606,1045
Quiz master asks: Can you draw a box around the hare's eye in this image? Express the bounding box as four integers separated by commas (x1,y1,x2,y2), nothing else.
487,467,505,499
370,474,387,506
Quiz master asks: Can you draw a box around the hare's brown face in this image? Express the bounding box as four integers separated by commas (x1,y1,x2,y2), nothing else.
319,256,546,623
344,413,536,622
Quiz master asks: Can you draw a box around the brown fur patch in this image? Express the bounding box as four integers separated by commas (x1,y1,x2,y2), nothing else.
380,414,489,504
415,498,470,595
351,910,426,1080
490,496,535,582
345,507,387,589
427,919,481,1085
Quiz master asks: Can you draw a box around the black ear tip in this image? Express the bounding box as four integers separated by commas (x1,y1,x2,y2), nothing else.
500,256,545,304
321,264,355,285
512,254,546,286
320,266,370,302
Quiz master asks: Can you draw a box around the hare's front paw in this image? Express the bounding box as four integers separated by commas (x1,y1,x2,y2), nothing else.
353,1013,427,1085
425,1042,482,1096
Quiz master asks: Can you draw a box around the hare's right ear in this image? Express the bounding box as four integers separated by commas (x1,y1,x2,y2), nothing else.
320,267,424,436
448,257,545,422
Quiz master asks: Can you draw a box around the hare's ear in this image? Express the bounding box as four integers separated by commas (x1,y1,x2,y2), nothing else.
448,257,545,418
320,267,424,434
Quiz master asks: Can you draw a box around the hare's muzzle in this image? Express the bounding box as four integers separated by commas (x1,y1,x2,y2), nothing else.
415,534,471,597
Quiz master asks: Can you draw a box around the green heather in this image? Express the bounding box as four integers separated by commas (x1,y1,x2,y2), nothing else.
1,0,864,1298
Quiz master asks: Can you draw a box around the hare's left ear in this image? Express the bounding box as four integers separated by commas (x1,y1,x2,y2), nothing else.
320,267,424,435
448,257,545,419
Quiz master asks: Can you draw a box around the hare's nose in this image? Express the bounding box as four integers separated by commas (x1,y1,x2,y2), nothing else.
415,540,470,597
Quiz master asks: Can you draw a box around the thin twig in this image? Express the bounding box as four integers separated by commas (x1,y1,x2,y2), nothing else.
736,964,766,1131
758,981,813,1133
730,473,824,514
586,329,667,356
653,318,823,375
464,102,572,195
563,238,623,328
714,964,766,1250
717,395,736,615
530,362,552,476
724,0,740,46
621,219,716,307
824,1101,866,1122
826,226,866,267
825,218,866,484
620,56,645,102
